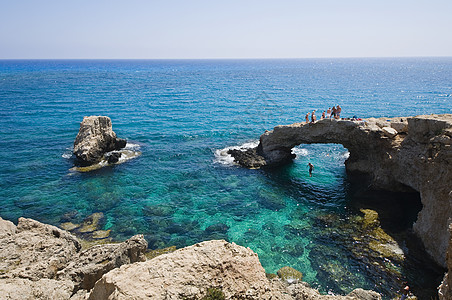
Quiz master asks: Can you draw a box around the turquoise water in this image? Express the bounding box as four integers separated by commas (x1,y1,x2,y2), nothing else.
1,58,451,297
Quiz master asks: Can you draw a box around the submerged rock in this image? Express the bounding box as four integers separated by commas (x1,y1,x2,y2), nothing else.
78,212,105,234
73,116,126,166
277,266,303,284
107,152,121,164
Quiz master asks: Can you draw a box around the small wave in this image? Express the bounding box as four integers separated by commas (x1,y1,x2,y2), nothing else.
341,151,350,159
293,147,308,157
214,140,259,166
62,147,74,159
124,142,141,150
62,152,73,159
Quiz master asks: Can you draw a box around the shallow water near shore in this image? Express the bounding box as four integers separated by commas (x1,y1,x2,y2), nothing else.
1,58,451,298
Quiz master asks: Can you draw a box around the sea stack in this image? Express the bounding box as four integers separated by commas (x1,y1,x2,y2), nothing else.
73,116,126,166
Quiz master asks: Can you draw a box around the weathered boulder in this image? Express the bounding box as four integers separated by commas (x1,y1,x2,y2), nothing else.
0,217,148,299
229,114,452,269
0,217,81,281
58,234,147,291
0,278,74,300
0,217,16,236
73,116,126,166
227,147,269,169
381,126,397,138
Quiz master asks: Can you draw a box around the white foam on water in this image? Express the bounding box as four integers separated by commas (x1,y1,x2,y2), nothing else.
124,142,141,150
293,147,308,158
62,152,72,159
62,147,74,159
69,142,142,172
214,140,259,166
341,151,350,160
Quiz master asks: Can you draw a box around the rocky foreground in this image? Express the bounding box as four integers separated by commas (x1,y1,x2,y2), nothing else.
0,216,384,300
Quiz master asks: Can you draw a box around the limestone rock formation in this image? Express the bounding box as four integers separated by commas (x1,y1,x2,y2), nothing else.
88,240,280,299
229,114,452,269
73,116,126,166
58,234,147,291
438,224,452,300
0,217,147,299
0,217,16,236
0,278,74,300
89,239,381,300
0,217,81,281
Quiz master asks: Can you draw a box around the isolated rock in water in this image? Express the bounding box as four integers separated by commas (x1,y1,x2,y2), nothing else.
107,152,121,164
73,116,126,166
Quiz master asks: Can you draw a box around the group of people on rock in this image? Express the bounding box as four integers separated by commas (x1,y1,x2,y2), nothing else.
305,105,342,124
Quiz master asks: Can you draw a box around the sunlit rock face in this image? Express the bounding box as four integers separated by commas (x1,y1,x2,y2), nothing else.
73,116,127,166
229,114,452,268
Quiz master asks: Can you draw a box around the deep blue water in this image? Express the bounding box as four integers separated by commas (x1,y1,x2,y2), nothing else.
0,58,451,298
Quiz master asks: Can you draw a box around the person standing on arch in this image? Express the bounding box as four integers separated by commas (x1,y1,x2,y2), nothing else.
336,105,342,119
331,106,337,119
311,111,316,123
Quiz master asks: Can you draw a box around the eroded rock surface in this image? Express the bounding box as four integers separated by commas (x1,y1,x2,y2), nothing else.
89,239,381,300
73,116,126,166
0,217,147,299
438,224,452,300
229,114,452,268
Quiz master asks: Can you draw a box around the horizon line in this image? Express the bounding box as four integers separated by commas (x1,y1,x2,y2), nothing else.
1,55,452,61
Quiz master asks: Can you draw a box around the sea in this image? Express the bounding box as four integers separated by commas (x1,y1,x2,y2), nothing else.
0,58,451,298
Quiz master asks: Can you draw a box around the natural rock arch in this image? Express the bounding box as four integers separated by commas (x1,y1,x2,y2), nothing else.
229,115,452,268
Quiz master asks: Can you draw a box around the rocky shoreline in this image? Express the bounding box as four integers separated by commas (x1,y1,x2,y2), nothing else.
0,216,383,300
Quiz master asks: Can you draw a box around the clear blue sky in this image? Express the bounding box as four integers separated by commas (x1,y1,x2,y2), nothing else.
1,0,451,59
